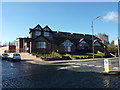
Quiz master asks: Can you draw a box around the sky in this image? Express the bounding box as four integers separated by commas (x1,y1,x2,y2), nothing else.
1,2,118,44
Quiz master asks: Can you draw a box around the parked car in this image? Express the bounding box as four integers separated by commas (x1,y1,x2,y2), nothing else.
1,53,9,60
8,53,21,61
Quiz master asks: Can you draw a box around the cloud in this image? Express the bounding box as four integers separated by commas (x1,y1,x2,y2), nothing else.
103,11,118,22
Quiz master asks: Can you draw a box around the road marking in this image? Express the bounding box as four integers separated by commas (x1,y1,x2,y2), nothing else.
71,65,80,68
113,67,119,70
94,66,102,68
82,64,88,66
88,65,95,67
10,63,13,67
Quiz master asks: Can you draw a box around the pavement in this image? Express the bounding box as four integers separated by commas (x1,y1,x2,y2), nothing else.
24,57,119,65
24,57,120,73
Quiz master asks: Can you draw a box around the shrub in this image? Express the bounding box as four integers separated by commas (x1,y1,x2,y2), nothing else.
31,52,62,60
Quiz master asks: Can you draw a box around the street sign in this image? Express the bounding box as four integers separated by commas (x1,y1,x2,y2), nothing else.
104,59,112,72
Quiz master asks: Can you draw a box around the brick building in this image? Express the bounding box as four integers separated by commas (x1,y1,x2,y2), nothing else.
15,24,105,53
0,45,16,54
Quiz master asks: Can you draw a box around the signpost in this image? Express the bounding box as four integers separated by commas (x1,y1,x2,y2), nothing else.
104,59,112,72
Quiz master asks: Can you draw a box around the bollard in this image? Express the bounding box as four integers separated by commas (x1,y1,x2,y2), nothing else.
104,59,112,72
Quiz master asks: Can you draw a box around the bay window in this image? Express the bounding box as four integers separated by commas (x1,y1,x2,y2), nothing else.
36,41,46,48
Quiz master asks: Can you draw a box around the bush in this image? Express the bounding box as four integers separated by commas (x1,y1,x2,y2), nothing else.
87,53,105,58
66,54,90,59
66,52,105,59
31,52,62,60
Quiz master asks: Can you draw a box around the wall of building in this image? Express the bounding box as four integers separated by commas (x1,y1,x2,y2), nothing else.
94,46,104,52
8,46,16,53
0,45,16,54
0,46,9,54
97,33,108,43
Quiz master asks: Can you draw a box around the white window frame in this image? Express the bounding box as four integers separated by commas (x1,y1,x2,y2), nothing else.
36,41,46,48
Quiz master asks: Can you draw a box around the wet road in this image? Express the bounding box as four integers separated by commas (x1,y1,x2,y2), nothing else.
2,59,120,88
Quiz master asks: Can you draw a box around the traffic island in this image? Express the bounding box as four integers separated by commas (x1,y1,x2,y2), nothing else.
102,59,120,75
102,70,120,75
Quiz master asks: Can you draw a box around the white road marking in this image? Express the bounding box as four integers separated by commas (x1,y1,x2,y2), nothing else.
71,65,80,68
10,63,13,67
94,66,102,68
82,64,88,66
113,67,119,70
87,65,95,67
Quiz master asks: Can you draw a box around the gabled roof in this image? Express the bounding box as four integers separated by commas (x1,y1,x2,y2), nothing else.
79,38,91,45
29,24,43,33
28,24,104,46
43,25,52,31
33,24,42,30
51,32,82,45
93,40,104,46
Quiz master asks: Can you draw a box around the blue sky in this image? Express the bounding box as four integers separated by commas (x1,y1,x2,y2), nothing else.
1,2,118,44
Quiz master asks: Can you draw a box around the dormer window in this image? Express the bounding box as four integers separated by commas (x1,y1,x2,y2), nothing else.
44,32,49,36
35,31,41,36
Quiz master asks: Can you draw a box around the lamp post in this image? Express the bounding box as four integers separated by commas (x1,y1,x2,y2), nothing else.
118,38,120,70
104,45,106,55
91,16,101,59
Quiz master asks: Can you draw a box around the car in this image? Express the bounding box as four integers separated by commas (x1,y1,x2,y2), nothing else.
8,53,21,61
1,53,9,60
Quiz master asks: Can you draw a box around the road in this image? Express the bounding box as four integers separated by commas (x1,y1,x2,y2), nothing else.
1,58,120,88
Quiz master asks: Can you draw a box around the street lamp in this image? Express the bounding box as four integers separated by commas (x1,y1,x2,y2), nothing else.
118,38,120,70
91,16,101,59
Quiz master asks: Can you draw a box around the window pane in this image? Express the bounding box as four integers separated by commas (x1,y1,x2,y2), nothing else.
35,31,41,36
79,40,89,50
44,32,49,36
62,40,73,46
94,42,101,46
41,42,46,48
79,40,89,47
36,42,46,48
36,42,40,48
